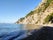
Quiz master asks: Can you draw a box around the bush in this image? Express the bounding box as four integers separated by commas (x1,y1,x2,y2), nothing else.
44,0,52,11
19,17,25,22
44,13,53,23
26,11,34,17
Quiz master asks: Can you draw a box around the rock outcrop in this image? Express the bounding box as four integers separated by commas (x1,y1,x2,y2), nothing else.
16,0,53,25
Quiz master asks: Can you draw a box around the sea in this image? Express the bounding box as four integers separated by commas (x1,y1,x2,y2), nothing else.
0,23,29,40
0,23,53,40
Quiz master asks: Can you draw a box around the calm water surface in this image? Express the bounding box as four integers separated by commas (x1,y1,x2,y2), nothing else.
0,23,50,40
0,23,27,35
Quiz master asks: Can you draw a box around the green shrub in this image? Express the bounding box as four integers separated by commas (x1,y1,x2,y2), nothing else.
19,17,25,22
26,11,34,17
44,0,52,10
38,8,42,13
16,17,25,23
44,13,53,23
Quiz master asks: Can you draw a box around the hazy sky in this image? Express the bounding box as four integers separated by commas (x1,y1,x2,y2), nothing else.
0,0,42,23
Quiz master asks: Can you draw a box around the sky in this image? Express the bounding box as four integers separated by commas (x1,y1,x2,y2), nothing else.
0,0,42,23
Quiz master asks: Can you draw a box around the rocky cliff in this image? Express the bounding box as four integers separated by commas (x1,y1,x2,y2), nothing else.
16,0,53,25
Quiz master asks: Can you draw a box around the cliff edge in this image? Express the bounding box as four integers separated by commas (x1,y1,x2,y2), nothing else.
16,0,53,25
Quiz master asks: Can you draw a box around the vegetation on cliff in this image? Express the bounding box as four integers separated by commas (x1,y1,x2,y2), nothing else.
25,0,53,17
16,17,25,23
44,0,52,10
44,13,53,24
16,0,53,24
25,11,34,18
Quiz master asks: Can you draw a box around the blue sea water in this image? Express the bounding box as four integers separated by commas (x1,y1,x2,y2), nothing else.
0,23,28,40
0,23,25,34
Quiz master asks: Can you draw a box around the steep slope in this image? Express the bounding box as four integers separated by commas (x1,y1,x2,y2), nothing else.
16,0,53,25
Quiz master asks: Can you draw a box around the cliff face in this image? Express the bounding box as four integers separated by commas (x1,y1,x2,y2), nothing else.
16,0,53,25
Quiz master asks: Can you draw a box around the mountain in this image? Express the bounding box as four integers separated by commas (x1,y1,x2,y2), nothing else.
16,0,53,25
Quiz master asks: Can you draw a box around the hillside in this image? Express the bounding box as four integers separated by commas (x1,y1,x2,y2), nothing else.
16,0,53,25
